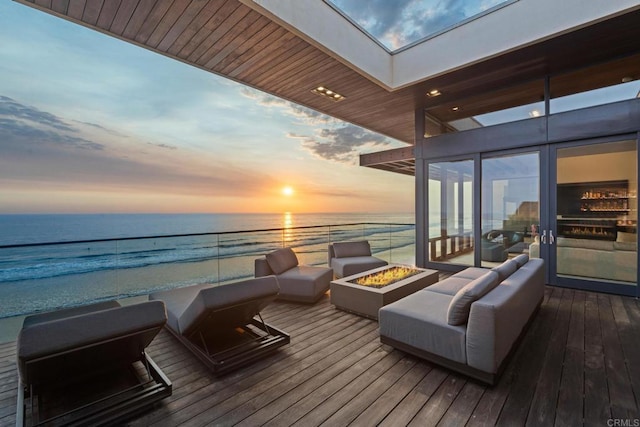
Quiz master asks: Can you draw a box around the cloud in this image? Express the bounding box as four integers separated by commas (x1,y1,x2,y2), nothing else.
289,124,392,164
240,88,396,163
0,95,274,198
0,95,75,132
330,0,505,49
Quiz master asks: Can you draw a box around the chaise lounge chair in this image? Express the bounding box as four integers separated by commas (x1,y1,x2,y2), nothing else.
149,276,290,375
16,300,172,427
328,240,388,279
255,247,333,303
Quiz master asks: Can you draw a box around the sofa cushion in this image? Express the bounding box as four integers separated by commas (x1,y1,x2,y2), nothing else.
491,259,518,281
332,241,372,258
452,267,490,281
266,248,299,275
617,231,636,243
379,291,467,364
557,237,614,251
447,271,500,326
427,277,473,296
614,241,636,252
512,254,529,268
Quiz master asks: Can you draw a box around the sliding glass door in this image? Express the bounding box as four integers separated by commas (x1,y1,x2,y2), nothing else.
551,138,638,296
481,152,541,268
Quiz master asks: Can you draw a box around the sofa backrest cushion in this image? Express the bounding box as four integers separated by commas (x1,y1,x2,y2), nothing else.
491,259,518,281
512,254,529,268
617,231,636,243
266,248,299,275
447,271,500,326
332,241,372,258
557,237,614,251
614,241,637,252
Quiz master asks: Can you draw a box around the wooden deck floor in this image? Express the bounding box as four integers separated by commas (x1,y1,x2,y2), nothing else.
1,285,639,426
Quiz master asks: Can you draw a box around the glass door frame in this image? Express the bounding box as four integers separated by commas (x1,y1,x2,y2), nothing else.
424,146,551,284
549,133,639,297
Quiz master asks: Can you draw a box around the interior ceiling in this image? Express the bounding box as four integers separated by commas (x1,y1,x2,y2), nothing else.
15,1,640,148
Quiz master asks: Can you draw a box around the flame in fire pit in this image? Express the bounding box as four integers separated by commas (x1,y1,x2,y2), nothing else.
351,266,421,288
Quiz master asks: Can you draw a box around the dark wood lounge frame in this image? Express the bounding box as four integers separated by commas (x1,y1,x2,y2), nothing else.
16,301,172,426
150,277,290,376
166,313,290,376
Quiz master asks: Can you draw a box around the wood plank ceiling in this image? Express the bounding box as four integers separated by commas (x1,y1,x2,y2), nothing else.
14,0,640,151
18,0,421,143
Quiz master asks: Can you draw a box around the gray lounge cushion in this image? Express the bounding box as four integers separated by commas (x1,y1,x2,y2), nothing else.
447,271,500,326
21,300,121,329
266,248,299,274
18,300,167,362
151,277,279,335
332,241,372,258
379,291,467,364
491,259,518,281
512,254,529,268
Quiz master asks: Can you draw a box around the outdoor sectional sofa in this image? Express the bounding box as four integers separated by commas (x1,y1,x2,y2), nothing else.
379,254,544,385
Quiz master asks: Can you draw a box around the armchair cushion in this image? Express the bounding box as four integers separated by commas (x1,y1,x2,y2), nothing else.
266,247,299,274
332,241,372,258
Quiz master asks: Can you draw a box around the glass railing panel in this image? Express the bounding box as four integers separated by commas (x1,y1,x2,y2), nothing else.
0,222,416,321
218,230,279,283
0,240,119,318
114,234,221,294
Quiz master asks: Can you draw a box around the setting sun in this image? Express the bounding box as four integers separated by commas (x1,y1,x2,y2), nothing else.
282,186,294,197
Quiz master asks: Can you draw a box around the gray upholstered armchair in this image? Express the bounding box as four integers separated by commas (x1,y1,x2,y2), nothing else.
255,247,332,303
328,240,388,279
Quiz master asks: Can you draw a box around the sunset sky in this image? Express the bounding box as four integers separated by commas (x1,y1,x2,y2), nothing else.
0,1,413,214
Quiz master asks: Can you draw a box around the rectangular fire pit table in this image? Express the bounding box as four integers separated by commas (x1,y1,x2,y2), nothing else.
330,264,439,320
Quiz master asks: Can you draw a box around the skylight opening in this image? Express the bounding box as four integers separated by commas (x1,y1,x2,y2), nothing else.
325,0,517,52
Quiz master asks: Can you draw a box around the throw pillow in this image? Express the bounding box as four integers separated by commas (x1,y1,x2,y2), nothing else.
332,241,372,258
447,271,500,326
265,248,299,275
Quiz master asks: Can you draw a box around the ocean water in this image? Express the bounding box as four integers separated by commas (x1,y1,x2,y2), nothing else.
0,213,415,318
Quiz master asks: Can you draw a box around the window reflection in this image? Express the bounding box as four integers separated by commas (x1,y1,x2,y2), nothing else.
481,152,539,267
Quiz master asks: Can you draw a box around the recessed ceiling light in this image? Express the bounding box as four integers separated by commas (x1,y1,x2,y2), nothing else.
427,89,441,97
452,106,460,111
622,76,634,83
311,86,345,102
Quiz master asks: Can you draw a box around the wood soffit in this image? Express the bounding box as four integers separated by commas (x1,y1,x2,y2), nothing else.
15,0,640,149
